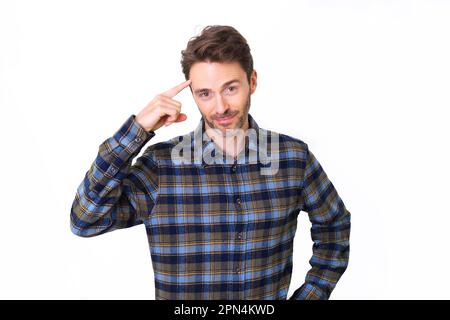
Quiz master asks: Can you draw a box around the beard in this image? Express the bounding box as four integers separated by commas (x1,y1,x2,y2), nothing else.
202,93,251,135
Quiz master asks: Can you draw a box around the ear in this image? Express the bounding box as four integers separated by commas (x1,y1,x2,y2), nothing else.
250,69,257,94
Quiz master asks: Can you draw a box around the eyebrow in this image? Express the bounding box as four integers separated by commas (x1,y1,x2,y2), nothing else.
193,79,240,95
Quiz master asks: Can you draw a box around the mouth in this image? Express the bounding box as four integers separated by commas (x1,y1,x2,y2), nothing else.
215,113,237,126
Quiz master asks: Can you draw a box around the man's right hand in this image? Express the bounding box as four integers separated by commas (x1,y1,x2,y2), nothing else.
135,79,192,132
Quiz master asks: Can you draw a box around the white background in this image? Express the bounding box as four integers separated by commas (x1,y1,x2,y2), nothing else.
1,0,449,299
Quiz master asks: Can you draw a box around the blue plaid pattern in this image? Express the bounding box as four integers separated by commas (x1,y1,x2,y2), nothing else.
70,113,351,300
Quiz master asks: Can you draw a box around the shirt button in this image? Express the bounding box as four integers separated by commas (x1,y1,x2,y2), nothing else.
231,165,236,172
237,232,245,240
108,167,116,174
236,198,241,205
235,267,241,274
135,137,142,143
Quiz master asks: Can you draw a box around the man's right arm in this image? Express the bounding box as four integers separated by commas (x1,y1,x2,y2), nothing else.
71,78,192,237
70,115,159,237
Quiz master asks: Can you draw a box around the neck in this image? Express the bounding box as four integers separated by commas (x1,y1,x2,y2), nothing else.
204,119,249,159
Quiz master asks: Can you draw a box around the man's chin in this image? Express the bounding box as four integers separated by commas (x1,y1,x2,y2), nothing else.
215,119,240,128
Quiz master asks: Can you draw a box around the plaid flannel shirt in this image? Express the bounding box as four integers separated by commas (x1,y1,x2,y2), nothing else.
70,113,351,300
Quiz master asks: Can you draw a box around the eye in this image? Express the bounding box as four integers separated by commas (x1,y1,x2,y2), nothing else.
199,91,209,98
228,86,236,92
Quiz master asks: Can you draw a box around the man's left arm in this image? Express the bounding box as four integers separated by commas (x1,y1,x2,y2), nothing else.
290,144,351,300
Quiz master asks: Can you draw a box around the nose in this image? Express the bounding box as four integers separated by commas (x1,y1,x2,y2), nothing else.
214,94,230,116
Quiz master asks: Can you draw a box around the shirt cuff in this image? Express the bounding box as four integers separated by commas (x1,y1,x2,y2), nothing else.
112,114,155,154
289,283,329,300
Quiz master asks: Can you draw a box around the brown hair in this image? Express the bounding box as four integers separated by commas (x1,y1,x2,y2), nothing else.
180,25,254,85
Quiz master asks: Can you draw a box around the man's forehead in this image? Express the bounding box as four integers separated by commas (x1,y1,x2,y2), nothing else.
190,61,245,89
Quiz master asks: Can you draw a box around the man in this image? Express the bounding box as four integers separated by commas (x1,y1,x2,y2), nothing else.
70,25,351,300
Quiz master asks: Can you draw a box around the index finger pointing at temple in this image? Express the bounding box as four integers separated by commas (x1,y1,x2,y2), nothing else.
162,79,192,98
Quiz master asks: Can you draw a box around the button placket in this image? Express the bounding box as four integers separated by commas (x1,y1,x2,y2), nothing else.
237,231,246,240
229,159,246,297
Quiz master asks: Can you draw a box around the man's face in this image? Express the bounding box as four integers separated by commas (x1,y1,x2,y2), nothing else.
189,61,257,135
